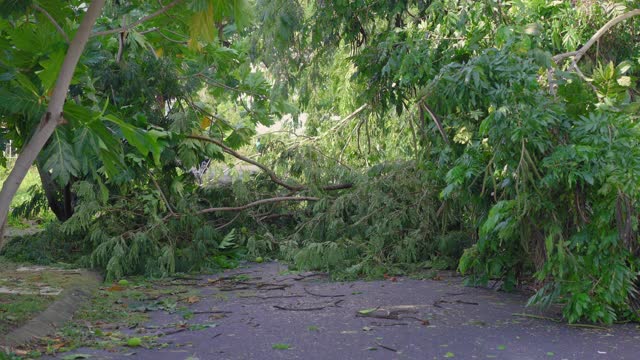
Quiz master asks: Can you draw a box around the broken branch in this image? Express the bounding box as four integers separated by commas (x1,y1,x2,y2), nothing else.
188,134,353,192
188,134,304,191
196,196,319,214
273,299,343,311
420,102,449,144
553,9,640,64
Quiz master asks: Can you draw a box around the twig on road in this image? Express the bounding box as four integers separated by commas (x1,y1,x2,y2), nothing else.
303,287,346,298
273,299,343,311
375,342,398,353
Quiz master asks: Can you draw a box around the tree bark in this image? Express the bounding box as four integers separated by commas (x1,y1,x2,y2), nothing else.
0,0,106,249
35,162,66,221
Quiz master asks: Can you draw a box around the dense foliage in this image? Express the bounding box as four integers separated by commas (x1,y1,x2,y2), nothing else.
252,0,640,323
0,0,298,283
2,0,640,324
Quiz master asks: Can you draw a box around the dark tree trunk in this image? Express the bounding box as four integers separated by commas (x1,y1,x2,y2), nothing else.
36,162,74,221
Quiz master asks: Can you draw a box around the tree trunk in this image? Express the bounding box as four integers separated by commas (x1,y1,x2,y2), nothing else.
36,162,65,220
0,0,106,249
36,161,75,222
63,181,74,220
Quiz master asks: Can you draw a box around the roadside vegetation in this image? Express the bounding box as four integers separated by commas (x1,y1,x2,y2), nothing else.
1,0,640,327
3,272,205,358
0,165,54,233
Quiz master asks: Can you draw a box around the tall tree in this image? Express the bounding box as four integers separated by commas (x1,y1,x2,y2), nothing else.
0,0,106,246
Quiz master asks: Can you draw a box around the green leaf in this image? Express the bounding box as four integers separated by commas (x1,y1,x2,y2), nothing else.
6,24,39,52
42,129,81,186
104,115,166,165
73,126,99,174
272,343,291,350
0,83,42,118
357,308,378,315
14,73,40,97
0,0,33,18
218,229,236,249
95,174,110,205
37,50,66,91
63,102,100,125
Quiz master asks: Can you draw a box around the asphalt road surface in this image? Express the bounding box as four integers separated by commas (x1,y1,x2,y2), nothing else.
51,262,640,360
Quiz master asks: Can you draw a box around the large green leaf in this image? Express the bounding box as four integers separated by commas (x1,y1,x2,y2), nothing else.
6,24,41,53
0,0,33,18
104,114,167,165
73,126,104,175
41,129,81,186
37,50,66,91
0,84,43,118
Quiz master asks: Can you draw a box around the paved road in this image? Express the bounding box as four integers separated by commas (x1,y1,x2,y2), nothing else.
54,262,640,360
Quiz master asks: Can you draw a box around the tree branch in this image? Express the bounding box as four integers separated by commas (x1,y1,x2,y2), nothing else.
116,15,126,63
32,3,70,44
197,196,319,214
188,134,305,191
188,134,353,192
420,102,449,144
186,100,233,128
322,104,369,136
90,0,183,37
150,173,176,216
553,9,640,64
197,73,267,99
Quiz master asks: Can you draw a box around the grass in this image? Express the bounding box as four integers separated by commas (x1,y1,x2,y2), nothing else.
0,257,99,338
0,164,40,207
0,294,54,335
0,163,55,228
4,277,205,356
0,259,55,336
0,257,93,290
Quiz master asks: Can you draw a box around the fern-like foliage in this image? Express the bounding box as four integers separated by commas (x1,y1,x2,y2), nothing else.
273,162,460,279
56,179,245,280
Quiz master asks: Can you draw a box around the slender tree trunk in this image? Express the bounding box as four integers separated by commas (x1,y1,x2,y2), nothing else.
0,0,106,249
